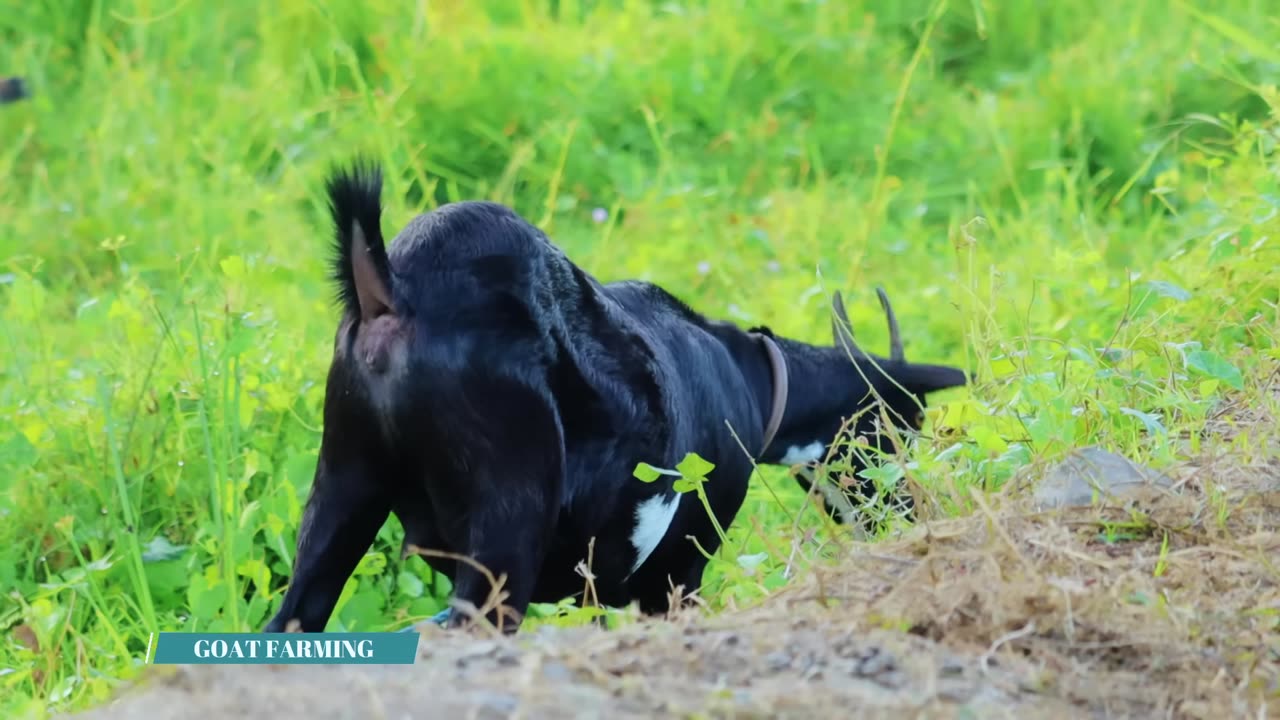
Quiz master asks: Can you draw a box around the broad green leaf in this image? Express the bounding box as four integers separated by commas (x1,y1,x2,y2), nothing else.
142,536,188,563
934,399,983,430
1142,280,1191,302
0,429,38,471
633,462,662,483
1067,347,1097,365
352,552,387,577
332,576,360,626
338,585,386,629
397,571,425,598
187,574,224,620
858,463,904,486
1208,234,1241,264
408,596,448,618
144,560,189,605
763,569,788,591
283,452,318,496
970,425,1009,455
1186,350,1244,390
29,598,67,639
1120,407,1167,436
245,593,271,628
220,255,247,279
4,274,48,322
988,356,1018,377
235,558,271,596
676,452,715,479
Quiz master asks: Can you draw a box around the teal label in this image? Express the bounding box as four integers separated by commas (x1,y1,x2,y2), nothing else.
150,632,419,665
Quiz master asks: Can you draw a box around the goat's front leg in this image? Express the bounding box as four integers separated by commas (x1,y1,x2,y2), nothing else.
265,451,390,633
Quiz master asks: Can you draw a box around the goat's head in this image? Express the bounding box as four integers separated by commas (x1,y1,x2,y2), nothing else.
781,287,967,529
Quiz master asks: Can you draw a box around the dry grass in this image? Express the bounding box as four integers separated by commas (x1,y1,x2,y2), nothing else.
784,467,1279,717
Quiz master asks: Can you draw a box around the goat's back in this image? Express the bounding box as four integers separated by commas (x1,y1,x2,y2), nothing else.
599,280,764,457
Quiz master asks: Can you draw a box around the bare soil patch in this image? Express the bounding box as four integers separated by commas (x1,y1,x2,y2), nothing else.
68,380,1280,719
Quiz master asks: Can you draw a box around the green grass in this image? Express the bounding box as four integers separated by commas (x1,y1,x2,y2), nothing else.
2,0,1279,714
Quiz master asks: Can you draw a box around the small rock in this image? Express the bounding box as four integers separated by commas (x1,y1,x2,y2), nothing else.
462,641,500,659
854,646,897,677
830,634,861,660
541,660,573,682
1032,446,1175,510
937,677,977,702
874,669,908,689
474,691,518,716
763,651,792,672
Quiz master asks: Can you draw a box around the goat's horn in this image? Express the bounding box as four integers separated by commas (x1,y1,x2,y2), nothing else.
875,286,904,362
831,291,863,356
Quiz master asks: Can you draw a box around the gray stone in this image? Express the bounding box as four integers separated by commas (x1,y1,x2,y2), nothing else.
1032,446,1175,510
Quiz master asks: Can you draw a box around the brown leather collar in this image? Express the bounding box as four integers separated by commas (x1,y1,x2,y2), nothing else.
754,333,789,456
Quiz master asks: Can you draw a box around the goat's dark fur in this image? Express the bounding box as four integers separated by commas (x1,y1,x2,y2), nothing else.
264,159,967,634
0,77,29,105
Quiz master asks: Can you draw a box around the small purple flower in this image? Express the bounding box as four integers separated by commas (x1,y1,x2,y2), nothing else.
591,207,608,224
697,261,711,275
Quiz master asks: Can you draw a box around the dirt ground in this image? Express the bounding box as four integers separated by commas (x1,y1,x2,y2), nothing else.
68,380,1280,719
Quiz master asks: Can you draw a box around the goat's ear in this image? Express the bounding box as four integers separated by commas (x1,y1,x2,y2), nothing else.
326,159,394,322
900,363,968,396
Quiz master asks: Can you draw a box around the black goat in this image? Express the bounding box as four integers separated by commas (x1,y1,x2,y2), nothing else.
0,77,29,105
263,160,966,634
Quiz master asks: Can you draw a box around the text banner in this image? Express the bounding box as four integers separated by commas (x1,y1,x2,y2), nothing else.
150,632,419,665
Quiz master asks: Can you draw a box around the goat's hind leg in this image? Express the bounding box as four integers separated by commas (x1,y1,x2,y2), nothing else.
445,473,562,632
443,400,565,634
265,451,390,633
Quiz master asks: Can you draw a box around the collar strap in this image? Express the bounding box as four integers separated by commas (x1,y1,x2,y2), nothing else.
755,333,789,456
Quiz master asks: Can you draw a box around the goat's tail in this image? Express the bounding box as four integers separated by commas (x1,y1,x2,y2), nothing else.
0,77,29,105
325,158,393,320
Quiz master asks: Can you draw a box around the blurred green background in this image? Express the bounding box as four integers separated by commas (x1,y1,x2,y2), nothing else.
1,0,1277,714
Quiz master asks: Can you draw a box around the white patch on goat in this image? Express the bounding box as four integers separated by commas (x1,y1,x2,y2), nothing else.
780,441,826,466
629,492,681,574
